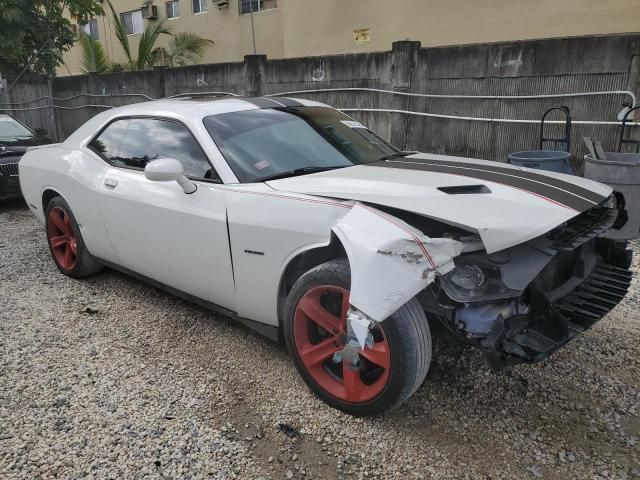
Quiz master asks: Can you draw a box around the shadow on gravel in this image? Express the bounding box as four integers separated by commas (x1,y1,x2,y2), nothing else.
0,197,28,214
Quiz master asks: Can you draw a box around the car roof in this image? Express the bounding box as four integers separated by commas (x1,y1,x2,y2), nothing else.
64,96,336,146
110,96,331,117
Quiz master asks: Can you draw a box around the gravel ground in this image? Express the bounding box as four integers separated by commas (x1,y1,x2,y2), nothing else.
1,199,639,479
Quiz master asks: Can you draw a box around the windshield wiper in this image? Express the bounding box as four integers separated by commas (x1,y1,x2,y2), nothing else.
256,166,345,182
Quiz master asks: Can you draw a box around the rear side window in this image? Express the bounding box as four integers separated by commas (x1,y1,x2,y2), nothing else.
89,117,219,181
89,118,130,159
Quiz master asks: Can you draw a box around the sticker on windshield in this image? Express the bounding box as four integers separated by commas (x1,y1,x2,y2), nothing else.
254,160,271,170
341,120,367,129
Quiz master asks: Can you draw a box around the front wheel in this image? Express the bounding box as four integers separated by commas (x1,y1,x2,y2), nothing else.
283,259,432,415
45,196,103,278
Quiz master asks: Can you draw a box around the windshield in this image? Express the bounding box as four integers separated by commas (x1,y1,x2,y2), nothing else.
203,106,401,183
0,116,34,141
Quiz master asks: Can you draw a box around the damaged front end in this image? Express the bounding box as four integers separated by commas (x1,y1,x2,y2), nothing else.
332,203,464,350
419,195,633,369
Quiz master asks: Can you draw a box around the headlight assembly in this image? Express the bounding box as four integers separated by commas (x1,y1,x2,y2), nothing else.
440,257,522,303
448,264,485,290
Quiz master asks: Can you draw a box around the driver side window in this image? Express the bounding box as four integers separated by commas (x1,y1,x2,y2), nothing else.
90,117,220,181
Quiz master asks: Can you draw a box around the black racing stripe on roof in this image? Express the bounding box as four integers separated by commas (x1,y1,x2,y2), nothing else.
401,157,605,204
242,97,282,108
240,97,304,109
269,97,304,107
368,159,595,212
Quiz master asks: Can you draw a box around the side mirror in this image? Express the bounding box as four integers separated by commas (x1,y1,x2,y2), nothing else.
34,127,47,137
144,158,197,194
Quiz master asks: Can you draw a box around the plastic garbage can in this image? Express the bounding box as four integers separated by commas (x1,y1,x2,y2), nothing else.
584,152,640,240
508,150,575,175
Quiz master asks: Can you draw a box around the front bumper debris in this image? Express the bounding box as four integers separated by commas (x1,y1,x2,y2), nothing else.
484,255,632,369
420,194,633,369
422,234,632,370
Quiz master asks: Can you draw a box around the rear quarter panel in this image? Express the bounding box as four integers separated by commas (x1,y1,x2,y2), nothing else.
19,144,115,261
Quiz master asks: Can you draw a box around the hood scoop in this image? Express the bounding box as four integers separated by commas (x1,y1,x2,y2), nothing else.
437,185,491,195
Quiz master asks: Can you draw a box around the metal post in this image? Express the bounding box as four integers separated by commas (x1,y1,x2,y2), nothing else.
244,54,266,97
249,0,257,55
623,51,640,151
390,40,421,150
0,73,7,115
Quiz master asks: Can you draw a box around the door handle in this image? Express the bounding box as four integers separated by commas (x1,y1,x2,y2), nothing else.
104,178,118,188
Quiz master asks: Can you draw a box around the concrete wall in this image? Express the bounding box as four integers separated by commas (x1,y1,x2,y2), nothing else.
59,0,640,76
5,34,639,163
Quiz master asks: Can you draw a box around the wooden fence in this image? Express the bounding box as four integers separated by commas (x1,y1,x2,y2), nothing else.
1,33,639,160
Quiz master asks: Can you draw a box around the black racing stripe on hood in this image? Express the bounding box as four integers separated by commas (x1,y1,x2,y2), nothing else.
369,160,595,212
397,157,605,204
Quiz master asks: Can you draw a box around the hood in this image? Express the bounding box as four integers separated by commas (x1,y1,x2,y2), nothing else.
0,136,51,154
266,153,612,253
0,137,53,165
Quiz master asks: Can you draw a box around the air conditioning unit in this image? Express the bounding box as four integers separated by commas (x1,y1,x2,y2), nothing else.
141,4,158,19
215,0,229,8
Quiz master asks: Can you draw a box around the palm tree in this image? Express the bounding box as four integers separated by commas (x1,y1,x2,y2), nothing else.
106,0,171,70
106,0,213,71
153,33,215,67
78,32,110,74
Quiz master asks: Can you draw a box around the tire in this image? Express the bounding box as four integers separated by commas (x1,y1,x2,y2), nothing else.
283,259,432,415
45,196,103,278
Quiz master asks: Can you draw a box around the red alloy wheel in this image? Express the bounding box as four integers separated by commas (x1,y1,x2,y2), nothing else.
47,206,78,271
293,285,391,403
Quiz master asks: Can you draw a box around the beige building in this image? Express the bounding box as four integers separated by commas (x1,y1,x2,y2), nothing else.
61,0,640,76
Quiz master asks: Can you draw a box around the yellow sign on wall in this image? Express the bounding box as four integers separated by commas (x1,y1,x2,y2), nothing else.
353,28,371,45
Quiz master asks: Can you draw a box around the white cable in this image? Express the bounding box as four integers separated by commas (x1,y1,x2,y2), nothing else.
0,93,154,107
0,104,114,112
1,90,637,127
0,91,238,108
267,87,637,107
338,108,640,126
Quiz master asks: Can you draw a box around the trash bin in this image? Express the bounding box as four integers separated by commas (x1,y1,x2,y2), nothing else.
508,150,575,175
584,152,640,240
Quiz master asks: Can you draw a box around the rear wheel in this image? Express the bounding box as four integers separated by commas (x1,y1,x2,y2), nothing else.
283,259,432,415
45,196,102,278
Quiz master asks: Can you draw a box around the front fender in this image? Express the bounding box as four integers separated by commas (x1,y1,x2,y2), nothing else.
333,203,463,322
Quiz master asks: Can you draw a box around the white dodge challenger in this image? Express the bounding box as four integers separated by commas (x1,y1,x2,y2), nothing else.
19,96,632,415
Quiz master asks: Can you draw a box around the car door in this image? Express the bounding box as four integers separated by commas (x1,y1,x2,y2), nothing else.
91,117,236,311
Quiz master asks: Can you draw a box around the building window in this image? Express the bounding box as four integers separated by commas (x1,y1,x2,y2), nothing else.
82,19,99,39
166,0,180,18
192,0,207,14
239,0,276,15
121,10,144,35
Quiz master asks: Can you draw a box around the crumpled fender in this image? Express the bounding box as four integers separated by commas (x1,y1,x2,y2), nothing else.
332,203,464,325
